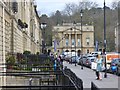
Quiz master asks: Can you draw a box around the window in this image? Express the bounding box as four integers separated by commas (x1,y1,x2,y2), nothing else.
87,42,89,45
66,39,69,46
72,39,75,46
87,49,89,53
12,1,18,13
78,39,81,46
57,41,59,45
86,37,90,45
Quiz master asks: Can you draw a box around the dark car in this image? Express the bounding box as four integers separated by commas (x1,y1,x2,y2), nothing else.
78,55,87,65
83,54,95,68
109,58,120,74
85,57,95,68
69,56,80,63
115,59,120,76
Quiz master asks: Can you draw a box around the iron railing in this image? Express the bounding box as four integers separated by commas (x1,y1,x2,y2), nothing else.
63,67,83,90
1,54,83,90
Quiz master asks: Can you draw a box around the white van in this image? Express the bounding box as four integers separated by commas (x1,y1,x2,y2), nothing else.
91,51,102,56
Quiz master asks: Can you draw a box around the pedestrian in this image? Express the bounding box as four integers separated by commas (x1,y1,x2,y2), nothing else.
95,54,103,80
80,54,83,69
54,60,57,71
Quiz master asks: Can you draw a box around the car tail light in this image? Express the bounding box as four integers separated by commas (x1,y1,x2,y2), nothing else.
86,60,89,64
112,63,115,66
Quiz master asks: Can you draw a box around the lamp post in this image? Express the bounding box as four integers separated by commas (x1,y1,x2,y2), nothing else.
80,10,83,69
41,23,47,54
73,21,77,66
80,10,83,53
103,0,107,78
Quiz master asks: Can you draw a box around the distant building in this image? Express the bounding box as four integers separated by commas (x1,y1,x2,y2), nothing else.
52,23,95,54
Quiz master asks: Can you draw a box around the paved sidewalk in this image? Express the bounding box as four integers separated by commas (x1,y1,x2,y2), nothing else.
63,61,119,90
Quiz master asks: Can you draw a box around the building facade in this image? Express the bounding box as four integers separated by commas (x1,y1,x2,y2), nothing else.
0,0,42,87
52,23,95,54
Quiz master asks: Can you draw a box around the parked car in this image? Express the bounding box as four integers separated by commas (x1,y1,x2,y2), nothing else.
91,51,102,56
78,55,87,65
60,53,65,60
109,58,120,74
84,54,96,68
85,57,96,68
69,56,80,63
64,52,77,62
117,61,120,76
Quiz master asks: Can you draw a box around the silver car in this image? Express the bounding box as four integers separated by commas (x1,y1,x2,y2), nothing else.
84,54,96,68
69,56,80,63
79,55,87,65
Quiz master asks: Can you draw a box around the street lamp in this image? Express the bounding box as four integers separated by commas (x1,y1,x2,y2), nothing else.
80,10,83,53
41,23,47,54
80,10,83,69
73,21,77,66
103,0,107,78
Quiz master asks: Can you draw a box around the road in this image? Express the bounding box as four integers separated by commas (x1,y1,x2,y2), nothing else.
63,61,120,90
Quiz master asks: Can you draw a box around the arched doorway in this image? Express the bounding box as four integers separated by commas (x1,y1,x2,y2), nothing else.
71,50,75,52
65,50,69,52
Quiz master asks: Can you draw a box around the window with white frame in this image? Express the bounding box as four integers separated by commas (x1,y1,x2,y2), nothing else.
86,37,90,45
66,39,69,46
72,39,75,46
78,39,81,46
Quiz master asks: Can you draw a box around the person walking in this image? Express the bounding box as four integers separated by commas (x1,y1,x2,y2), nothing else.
95,54,103,80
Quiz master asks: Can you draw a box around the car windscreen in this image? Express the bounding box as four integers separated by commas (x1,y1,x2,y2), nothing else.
117,59,120,62
87,56,93,57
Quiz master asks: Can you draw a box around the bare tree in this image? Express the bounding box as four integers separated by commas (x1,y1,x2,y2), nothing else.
63,3,78,16
78,1,98,10
111,1,118,10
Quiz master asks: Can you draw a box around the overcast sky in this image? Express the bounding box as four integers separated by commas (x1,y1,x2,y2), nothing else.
36,0,116,16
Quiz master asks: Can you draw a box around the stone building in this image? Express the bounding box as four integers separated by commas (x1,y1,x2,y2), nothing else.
52,23,95,54
0,0,42,87
10,0,42,54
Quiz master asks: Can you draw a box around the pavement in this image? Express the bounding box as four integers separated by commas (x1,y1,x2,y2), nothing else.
63,61,120,90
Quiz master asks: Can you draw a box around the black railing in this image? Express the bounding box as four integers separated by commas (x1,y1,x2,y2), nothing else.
63,67,83,90
91,82,100,90
1,54,77,90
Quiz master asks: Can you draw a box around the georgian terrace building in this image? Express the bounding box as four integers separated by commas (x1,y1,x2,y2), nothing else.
52,23,95,54
0,0,42,86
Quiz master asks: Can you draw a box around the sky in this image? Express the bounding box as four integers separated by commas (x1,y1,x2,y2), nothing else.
36,0,116,16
